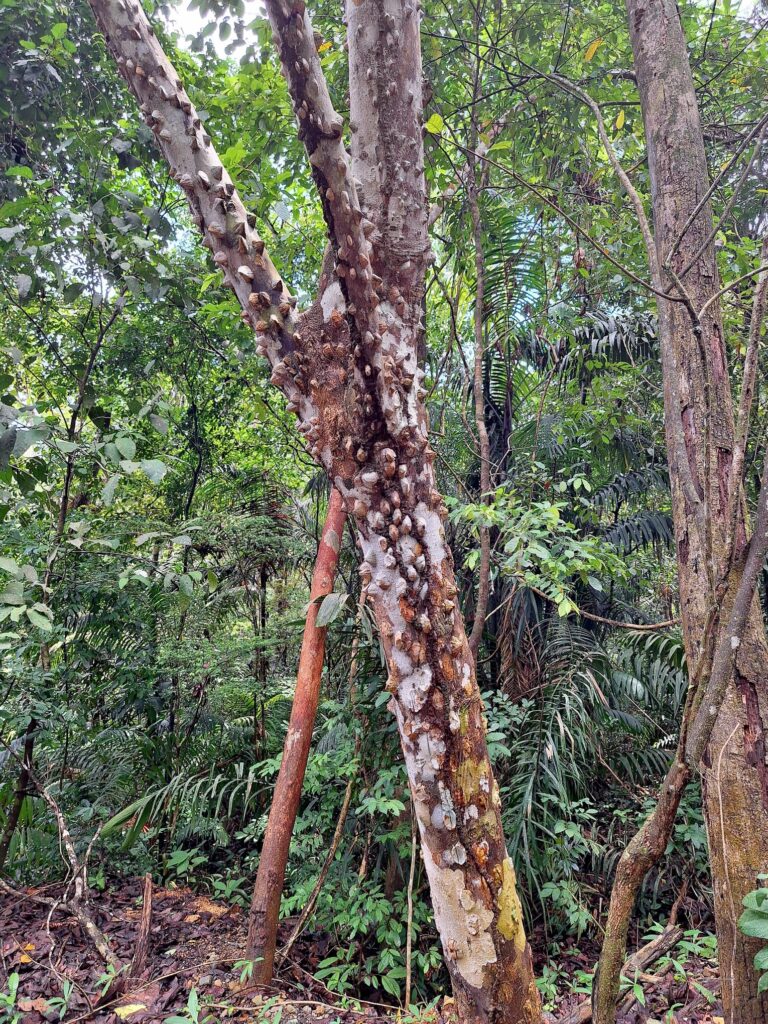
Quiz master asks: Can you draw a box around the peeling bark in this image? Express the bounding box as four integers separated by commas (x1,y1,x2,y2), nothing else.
247,487,346,983
87,1,541,1020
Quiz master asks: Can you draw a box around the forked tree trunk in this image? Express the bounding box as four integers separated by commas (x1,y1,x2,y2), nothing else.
87,2,542,1021
248,487,346,982
617,2,768,1020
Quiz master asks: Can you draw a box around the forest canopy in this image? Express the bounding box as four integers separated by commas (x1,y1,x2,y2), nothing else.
1,0,768,1022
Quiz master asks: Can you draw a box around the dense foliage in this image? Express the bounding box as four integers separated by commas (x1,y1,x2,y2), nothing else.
1,0,767,1013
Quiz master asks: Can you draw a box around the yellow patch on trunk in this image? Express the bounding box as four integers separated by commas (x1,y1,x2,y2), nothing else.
456,757,480,803
497,857,526,951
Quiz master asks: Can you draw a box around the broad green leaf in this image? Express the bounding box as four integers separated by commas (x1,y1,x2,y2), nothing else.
140,459,167,483
54,439,78,454
739,907,768,940
315,592,348,627
425,113,444,135
115,435,136,460
6,165,33,180
26,607,53,631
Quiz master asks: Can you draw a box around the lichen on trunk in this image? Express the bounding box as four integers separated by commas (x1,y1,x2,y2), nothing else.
86,0,543,1020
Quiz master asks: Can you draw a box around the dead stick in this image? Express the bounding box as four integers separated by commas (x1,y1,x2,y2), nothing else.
278,772,355,962
404,806,418,1009
129,873,153,978
557,924,684,1024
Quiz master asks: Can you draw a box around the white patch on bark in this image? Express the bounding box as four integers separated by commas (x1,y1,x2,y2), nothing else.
399,664,433,712
420,843,497,987
320,280,346,321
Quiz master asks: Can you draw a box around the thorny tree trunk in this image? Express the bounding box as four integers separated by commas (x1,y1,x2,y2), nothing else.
247,487,346,983
620,1,768,1020
87,1,542,1021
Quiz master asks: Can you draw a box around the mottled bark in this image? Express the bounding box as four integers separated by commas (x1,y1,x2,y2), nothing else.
623,2,768,1020
87,1,541,1020
247,487,346,982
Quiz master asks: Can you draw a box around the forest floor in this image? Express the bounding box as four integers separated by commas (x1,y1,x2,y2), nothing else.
0,879,723,1024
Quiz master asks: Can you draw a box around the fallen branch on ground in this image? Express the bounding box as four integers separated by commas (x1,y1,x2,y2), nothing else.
557,924,684,1024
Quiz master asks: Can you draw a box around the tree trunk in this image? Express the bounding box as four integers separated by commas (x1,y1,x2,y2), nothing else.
625,2,768,1020
592,759,690,1023
86,2,542,1020
0,719,35,872
247,487,346,983
467,160,492,661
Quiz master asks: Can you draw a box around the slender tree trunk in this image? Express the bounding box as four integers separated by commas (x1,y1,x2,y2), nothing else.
247,487,346,982
592,759,690,1023
467,164,491,661
0,720,35,872
620,2,768,1020
87,2,542,1020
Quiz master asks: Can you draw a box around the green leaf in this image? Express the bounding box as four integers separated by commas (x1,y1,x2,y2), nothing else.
26,607,53,631
115,435,136,460
148,413,168,435
6,165,33,180
140,459,167,483
54,439,78,454
739,907,768,940
0,557,20,575
315,592,348,627
13,426,48,456
424,113,444,135
102,473,122,506
50,22,67,38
